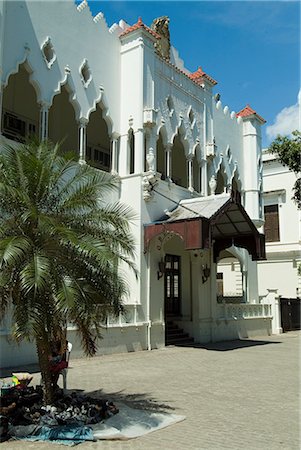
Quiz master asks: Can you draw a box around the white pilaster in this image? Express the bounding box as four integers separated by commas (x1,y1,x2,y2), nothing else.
0,85,3,135
111,133,119,174
242,118,263,224
187,154,194,192
134,128,144,174
166,143,172,181
118,133,128,176
78,118,88,164
39,102,50,141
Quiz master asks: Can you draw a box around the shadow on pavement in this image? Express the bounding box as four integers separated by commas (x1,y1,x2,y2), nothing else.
172,338,282,351
84,388,175,413
0,362,41,378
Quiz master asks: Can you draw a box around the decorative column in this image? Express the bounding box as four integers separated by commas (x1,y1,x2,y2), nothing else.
39,102,50,141
187,154,194,192
165,143,172,181
78,118,88,164
111,133,119,174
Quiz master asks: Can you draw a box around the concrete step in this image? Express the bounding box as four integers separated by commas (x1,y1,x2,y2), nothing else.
165,320,194,346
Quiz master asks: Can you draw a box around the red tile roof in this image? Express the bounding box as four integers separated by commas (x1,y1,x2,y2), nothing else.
236,104,266,123
189,67,217,86
119,17,161,40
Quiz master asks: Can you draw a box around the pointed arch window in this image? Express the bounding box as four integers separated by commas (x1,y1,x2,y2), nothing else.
129,129,135,174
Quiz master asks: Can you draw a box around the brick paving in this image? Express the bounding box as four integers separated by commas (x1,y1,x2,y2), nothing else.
3,331,300,449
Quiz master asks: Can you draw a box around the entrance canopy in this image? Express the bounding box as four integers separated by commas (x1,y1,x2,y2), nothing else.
144,193,266,261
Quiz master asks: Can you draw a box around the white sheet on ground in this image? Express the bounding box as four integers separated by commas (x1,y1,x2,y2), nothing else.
90,403,185,440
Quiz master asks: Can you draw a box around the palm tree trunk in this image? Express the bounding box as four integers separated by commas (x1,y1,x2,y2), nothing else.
36,334,54,405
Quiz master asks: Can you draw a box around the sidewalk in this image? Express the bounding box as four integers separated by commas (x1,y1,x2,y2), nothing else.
3,331,300,449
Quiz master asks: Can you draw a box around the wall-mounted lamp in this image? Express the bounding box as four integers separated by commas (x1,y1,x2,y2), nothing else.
157,259,166,280
202,264,211,284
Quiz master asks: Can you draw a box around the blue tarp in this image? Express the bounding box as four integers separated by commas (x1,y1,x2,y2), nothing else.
22,424,95,446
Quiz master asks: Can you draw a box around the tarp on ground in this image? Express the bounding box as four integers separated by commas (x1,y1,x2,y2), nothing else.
10,403,185,445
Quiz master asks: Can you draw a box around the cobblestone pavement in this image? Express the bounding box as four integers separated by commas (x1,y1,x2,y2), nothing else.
3,331,300,450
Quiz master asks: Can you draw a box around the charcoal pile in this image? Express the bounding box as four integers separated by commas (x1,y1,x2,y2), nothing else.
0,386,118,442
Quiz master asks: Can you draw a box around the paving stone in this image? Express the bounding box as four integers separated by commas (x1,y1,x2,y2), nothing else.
3,332,300,449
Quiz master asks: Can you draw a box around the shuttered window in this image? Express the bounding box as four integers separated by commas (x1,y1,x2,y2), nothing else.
264,204,280,242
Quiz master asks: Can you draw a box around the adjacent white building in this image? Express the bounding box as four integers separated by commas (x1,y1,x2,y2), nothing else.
257,149,301,330
0,0,275,367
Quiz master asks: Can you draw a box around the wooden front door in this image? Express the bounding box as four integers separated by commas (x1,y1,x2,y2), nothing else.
165,254,181,316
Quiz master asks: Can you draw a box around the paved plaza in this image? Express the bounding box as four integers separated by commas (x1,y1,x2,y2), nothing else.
3,331,300,450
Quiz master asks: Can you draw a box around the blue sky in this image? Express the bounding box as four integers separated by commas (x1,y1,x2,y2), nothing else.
86,1,300,148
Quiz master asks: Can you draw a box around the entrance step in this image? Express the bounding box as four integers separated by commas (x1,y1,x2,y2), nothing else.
165,321,194,346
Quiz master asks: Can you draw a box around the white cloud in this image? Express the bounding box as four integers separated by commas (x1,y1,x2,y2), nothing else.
266,91,301,140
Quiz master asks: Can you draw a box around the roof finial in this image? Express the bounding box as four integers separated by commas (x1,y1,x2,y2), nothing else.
138,17,143,25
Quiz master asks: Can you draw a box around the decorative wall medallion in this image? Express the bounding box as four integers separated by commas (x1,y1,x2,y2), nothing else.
167,96,174,117
80,59,92,88
188,107,195,129
41,37,56,69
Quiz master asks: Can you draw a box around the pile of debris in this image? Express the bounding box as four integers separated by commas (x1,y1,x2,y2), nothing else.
0,384,118,442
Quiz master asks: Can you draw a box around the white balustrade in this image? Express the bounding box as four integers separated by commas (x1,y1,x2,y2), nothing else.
216,303,272,321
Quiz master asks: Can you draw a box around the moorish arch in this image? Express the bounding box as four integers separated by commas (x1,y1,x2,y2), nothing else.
1,62,40,142
86,102,111,171
48,84,78,154
215,163,227,194
128,128,135,174
171,131,188,188
193,144,201,192
156,127,167,178
216,246,245,303
230,170,242,193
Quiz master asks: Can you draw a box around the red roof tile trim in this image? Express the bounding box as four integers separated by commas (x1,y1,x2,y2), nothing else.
119,17,161,40
236,104,266,123
189,67,217,86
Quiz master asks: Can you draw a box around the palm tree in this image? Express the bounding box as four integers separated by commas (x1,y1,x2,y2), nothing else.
0,140,137,404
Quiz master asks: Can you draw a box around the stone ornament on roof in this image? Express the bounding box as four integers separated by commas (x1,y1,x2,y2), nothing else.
151,16,171,61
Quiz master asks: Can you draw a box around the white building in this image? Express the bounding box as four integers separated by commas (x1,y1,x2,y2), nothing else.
257,149,301,331
0,0,274,367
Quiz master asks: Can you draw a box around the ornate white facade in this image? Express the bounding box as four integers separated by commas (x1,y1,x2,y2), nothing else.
0,0,275,367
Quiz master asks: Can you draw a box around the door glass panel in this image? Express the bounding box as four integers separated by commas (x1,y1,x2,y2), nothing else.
166,275,171,297
174,275,178,297
164,254,181,316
